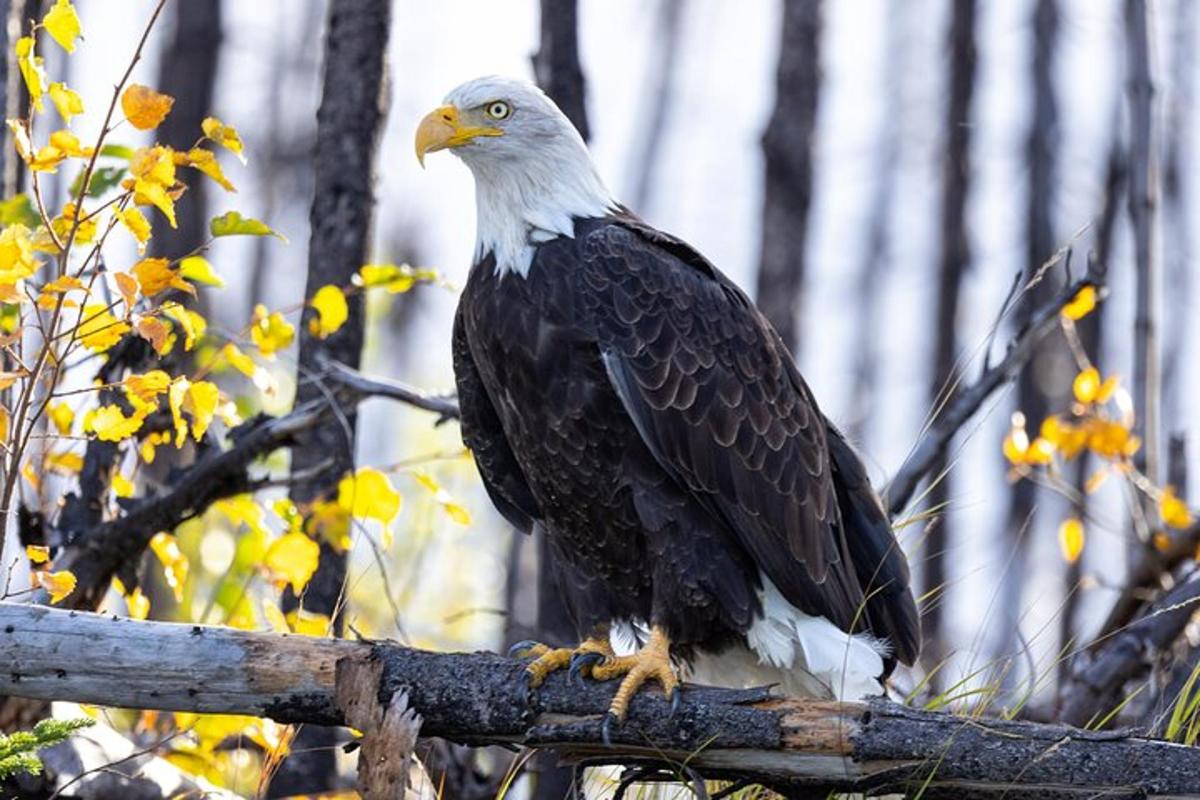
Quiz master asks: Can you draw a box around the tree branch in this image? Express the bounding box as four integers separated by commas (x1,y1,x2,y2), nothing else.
1060,571,1200,727
2,603,1198,799
884,259,1105,516
319,356,459,421
51,363,455,610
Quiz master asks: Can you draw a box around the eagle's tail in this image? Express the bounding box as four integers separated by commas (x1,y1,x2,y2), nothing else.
682,575,890,701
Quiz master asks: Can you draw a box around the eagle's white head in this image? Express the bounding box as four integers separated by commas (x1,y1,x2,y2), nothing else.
415,76,615,277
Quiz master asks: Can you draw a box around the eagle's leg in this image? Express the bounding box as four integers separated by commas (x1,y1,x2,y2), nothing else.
512,627,614,688
590,625,678,725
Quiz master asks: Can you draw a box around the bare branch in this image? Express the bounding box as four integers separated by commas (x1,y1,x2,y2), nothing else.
885,260,1105,516
1060,572,1200,727
319,357,459,421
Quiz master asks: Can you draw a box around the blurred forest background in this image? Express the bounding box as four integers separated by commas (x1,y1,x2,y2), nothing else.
0,0,1198,797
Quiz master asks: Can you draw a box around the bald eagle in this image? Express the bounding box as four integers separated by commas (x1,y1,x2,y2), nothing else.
416,76,919,727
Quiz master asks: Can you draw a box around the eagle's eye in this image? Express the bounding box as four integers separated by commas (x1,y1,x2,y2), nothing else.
485,101,511,121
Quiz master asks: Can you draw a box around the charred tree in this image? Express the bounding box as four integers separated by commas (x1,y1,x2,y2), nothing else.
2,0,39,199
1161,0,1191,456
1000,0,1061,666
269,0,392,795
149,0,222,260
755,0,822,354
1126,0,1161,495
922,0,977,671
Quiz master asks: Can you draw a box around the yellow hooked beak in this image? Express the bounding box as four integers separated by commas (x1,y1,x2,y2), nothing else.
414,105,503,167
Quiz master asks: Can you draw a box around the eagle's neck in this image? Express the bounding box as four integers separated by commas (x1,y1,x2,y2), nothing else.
468,144,615,278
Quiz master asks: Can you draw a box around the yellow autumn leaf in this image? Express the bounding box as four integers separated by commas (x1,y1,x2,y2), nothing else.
0,405,7,443
77,303,131,352
48,82,82,123
15,37,45,112
162,302,206,351
1160,486,1193,530
124,369,171,402
113,270,139,309
220,342,256,377
1062,285,1097,321
1073,367,1101,404
47,401,73,435
48,129,90,157
45,449,83,475
186,380,219,441
201,117,246,164
35,569,76,604
356,263,442,293
308,285,348,339
337,467,401,524
250,304,294,357
21,461,39,492
129,146,177,227
179,256,223,287
90,404,145,442
111,472,134,498
1058,517,1085,564
412,471,471,526
182,148,235,192
121,84,174,130
133,257,193,298
42,0,82,53
149,532,188,603
263,532,320,594
25,544,49,564
134,316,170,354
0,224,37,285
114,206,151,253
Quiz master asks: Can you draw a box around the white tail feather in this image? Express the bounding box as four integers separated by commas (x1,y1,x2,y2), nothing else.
687,574,887,701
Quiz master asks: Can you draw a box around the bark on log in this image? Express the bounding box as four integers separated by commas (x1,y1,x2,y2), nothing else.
1,603,1199,798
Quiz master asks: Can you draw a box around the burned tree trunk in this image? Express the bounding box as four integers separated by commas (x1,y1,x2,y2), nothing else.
922,0,977,670
149,0,222,260
755,0,822,354
1001,0,1060,664
270,1,393,795
1126,0,1160,494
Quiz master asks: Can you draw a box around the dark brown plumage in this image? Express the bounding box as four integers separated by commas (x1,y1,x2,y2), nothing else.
454,213,920,677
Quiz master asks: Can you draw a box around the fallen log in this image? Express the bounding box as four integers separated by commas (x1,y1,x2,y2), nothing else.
1,603,1198,798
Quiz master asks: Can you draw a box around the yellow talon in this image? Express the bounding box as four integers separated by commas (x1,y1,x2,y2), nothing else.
516,630,615,688
591,625,678,722
524,646,574,687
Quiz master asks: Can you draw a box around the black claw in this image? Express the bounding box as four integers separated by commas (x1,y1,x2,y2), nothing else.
601,711,619,746
518,668,536,704
508,639,540,659
668,686,682,716
568,651,606,685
